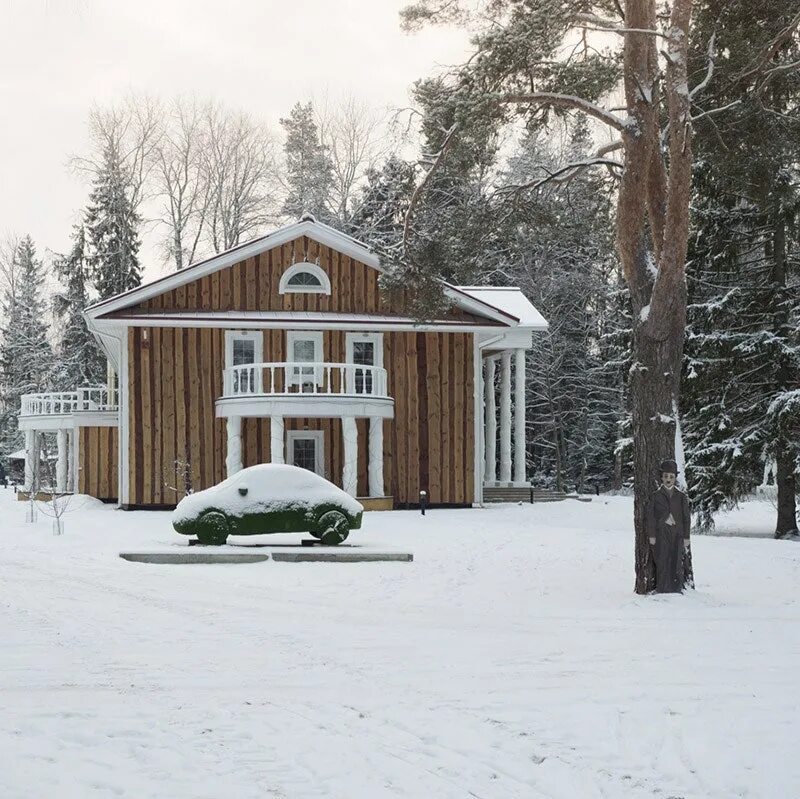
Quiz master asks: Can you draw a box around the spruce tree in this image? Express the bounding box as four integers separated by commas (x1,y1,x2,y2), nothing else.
53,225,105,390
684,0,800,536
280,102,334,222
495,120,623,491
0,236,54,456
85,142,142,300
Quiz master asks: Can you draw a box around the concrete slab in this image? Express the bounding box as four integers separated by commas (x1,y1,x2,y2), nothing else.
120,552,270,564
271,551,413,563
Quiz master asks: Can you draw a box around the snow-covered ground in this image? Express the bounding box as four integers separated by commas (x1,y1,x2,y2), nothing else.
1,490,799,799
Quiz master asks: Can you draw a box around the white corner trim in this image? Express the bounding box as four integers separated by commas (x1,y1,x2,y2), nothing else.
278,262,332,295
473,334,484,507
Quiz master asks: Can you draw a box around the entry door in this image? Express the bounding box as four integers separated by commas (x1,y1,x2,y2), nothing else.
287,431,325,477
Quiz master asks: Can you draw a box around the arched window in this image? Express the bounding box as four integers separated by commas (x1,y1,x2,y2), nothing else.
279,262,331,295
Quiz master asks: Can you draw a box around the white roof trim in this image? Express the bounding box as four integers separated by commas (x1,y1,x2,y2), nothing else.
83,216,529,329
85,218,381,320
89,311,508,334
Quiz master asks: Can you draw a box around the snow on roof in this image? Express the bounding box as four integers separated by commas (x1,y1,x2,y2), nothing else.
456,287,548,330
8,449,26,460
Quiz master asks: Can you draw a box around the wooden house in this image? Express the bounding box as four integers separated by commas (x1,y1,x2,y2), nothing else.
18,217,547,509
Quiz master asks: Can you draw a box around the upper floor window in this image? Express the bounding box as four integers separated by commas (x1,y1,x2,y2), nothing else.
225,330,263,394
279,262,331,295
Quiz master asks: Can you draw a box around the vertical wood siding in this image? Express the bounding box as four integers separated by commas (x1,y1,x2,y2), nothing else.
127,327,474,507
78,426,118,501
130,236,492,325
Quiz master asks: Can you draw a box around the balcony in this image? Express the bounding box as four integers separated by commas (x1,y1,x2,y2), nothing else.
19,387,119,430
216,362,394,419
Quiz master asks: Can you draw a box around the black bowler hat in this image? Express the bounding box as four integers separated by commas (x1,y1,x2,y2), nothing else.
659,459,679,474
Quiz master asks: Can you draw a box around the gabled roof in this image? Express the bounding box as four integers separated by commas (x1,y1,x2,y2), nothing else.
85,215,380,319
84,216,542,329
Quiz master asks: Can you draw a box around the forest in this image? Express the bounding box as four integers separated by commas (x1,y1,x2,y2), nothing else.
0,0,797,548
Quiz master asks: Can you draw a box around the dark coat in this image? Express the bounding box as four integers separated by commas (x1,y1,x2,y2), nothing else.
647,486,691,593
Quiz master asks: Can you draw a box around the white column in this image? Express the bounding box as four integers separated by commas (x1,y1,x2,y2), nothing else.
499,351,512,484
67,430,75,493
513,348,527,485
270,415,285,464
24,428,36,492
56,429,68,494
484,358,497,484
368,416,384,497
342,416,358,497
226,415,243,476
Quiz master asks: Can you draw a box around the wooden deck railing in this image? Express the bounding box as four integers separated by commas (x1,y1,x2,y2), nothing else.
20,386,119,416
222,362,389,398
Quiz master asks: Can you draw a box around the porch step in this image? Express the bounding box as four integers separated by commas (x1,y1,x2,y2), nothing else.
483,486,567,503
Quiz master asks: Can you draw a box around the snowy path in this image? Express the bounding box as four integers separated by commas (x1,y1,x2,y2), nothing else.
1,492,799,798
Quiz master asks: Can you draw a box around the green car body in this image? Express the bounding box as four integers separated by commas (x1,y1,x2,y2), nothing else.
172,464,364,546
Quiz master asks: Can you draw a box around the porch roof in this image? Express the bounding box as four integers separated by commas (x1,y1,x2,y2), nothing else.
455,287,548,330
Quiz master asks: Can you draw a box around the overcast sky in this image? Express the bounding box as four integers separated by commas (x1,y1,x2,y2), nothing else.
0,0,470,276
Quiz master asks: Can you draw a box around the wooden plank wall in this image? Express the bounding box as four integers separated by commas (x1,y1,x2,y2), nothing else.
128,327,228,506
127,327,475,507
78,426,118,501
130,237,491,325
386,331,474,506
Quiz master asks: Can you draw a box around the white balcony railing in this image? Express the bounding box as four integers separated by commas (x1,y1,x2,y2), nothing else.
20,386,119,417
222,362,390,399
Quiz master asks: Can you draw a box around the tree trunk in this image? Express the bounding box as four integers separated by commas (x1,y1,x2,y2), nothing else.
631,329,684,593
617,0,693,593
771,213,799,536
774,442,798,537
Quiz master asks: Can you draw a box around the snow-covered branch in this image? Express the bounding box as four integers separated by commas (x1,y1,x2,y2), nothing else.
496,157,622,196
689,32,716,100
492,92,628,132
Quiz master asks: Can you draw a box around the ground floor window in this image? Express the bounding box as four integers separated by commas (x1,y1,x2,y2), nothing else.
286,430,325,476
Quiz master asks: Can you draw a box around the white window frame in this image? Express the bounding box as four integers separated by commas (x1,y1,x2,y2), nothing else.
286,430,326,477
225,330,263,394
345,332,383,395
279,262,332,295
286,331,324,388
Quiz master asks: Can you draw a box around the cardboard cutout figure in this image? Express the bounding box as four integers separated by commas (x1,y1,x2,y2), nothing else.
647,459,691,593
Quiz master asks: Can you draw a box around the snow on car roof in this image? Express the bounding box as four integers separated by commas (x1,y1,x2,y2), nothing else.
173,463,363,522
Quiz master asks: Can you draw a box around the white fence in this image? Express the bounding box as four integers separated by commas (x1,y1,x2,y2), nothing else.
222,362,389,398
20,386,119,417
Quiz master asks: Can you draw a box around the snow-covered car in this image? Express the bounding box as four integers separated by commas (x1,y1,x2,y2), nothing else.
172,464,364,546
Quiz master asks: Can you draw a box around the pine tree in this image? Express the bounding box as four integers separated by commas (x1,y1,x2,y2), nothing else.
280,102,334,222
349,155,416,254
0,236,54,456
85,142,142,300
53,225,106,390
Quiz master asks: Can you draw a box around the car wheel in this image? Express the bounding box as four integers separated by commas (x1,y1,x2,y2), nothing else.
316,510,350,545
197,511,230,545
